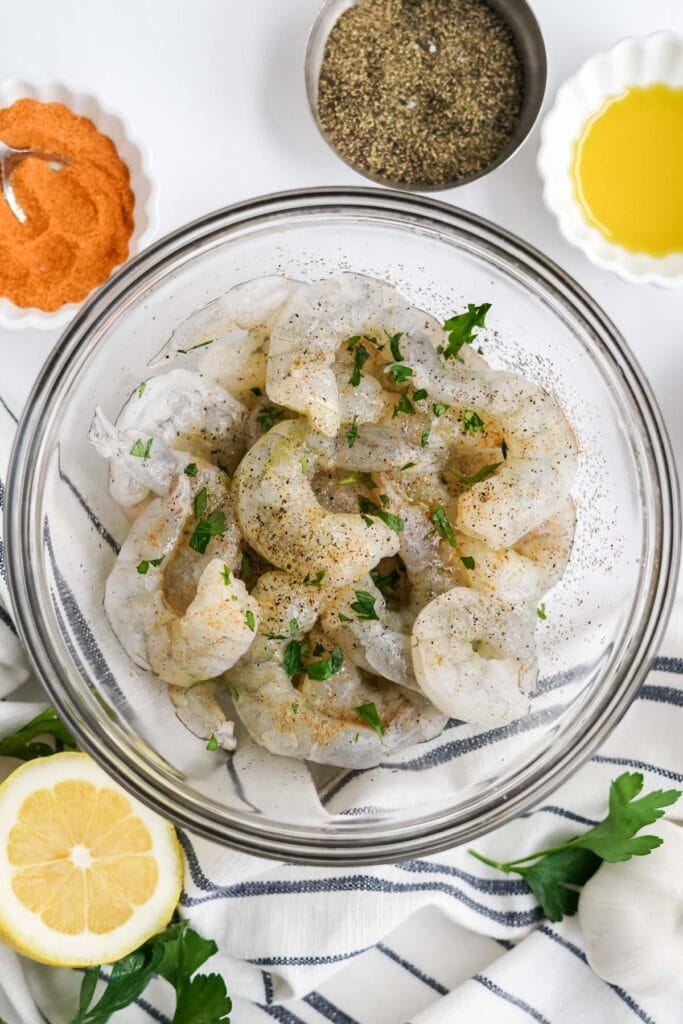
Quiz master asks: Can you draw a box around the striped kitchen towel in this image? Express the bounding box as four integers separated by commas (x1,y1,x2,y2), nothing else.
0,387,682,1024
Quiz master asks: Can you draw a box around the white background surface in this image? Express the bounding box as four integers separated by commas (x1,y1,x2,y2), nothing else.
0,0,681,469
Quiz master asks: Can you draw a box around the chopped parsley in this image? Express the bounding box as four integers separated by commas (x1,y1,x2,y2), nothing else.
431,506,457,547
137,381,146,398
177,338,215,354
220,564,232,584
184,462,198,477
194,486,208,517
371,565,401,600
420,428,431,448
442,303,491,360
460,555,476,570
413,388,428,402
392,393,416,417
338,612,353,623
306,645,344,681
289,617,299,635
387,362,413,385
241,551,253,580
245,610,256,632
463,409,485,435
350,590,379,621
257,404,286,431
350,344,370,386
502,437,509,460
433,402,448,417
449,462,501,485
347,415,359,448
387,330,404,362
303,569,326,587
206,734,219,751
339,470,376,489
136,557,164,575
283,639,308,677
130,437,153,459
189,510,226,554
301,455,310,473
537,603,547,621
401,461,416,471
358,495,404,532
228,683,240,702
355,701,384,736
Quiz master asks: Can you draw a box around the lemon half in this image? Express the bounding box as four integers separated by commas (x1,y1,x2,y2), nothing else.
0,751,183,966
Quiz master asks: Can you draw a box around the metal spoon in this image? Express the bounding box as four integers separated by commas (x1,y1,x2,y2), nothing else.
0,137,69,223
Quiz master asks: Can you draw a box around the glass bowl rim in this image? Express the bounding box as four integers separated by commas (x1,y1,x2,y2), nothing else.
5,186,680,864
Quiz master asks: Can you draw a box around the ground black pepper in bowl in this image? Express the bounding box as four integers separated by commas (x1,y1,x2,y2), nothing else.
315,0,526,188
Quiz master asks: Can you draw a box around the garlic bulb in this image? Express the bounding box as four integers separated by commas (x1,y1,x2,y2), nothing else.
577,819,683,994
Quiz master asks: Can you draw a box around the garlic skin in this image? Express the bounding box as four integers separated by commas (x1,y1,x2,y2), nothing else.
577,819,683,995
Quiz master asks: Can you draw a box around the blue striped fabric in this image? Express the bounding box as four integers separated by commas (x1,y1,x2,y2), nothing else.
0,385,681,1024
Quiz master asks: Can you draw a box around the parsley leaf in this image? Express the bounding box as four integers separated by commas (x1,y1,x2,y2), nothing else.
283,639,309,677
184,462,198,477
392,393,416,417
194,487,208,517
387,331,404,361
413,388,428,402
189,510,226,555
370,565,401,600
130,437,153,459
442,303,491,360
339,471,376,489
431,506,457,547
245,610,256,632
358,495,404,532
206,734,219,751
469,773,682,922
537,603,547,620
401,462,416,471
350,590,379,620
137,381,146,399
420,428,431,448
306,645,344,681
220,565,232,584
433,402,448,417
136,557,164,575
350,344,370,386
347,415,359,448
449,463,501,485
460,555,476,570
240,552,253,580
256,405,286,432
355,701,384,736
387,362,413,385
303,569,326,587
463,410,485,435
0,707,77,761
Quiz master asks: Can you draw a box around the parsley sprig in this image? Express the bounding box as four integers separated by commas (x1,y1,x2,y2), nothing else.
470,772,681,922
442,303,491,360
189,510,226,554
358,495,404,532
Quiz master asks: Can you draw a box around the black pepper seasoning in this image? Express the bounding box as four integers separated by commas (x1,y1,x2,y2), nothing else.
317,0,524,187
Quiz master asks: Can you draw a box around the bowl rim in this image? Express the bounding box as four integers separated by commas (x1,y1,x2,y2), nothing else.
537,31,683,287
0,74,159,329
5,187,680,864
304,0,547,192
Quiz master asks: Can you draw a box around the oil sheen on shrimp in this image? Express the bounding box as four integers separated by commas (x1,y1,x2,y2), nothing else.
234,419,399,585
104,472,259,687
411,587,538,726
227,572,446,768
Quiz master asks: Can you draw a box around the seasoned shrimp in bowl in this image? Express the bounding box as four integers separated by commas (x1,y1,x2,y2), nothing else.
90,272,577,768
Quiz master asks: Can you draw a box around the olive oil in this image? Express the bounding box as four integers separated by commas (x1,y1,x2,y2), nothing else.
573,84,683,256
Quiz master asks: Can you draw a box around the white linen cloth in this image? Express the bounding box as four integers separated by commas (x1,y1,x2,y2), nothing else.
0,388,682,1024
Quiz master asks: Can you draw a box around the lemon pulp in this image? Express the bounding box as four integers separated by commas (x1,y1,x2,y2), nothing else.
573,84,683,256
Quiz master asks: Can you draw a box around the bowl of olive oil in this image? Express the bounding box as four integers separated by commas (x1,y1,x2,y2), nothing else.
538,32,683,286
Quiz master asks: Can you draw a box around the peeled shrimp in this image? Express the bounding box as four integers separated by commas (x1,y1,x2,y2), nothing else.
411,588,538,725
234,419,399,585
153,275,301,364
266,272,444,437
513,497,576,592
227,572,446,768
320,576,417,690
104,472,258,686
456,537,543,614
400,334,578,547
168,683,236,751
92,370,248,508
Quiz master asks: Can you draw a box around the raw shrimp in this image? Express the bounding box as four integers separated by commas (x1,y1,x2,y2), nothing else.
266,272,444,437
400,334,578,546
92,370,248,508
104,471,259,687
168,683,236,751
234,419,399,585
227,572,446,768
153,275,301,364
320,576,417,690
456,537,543,613
513,497,576,592
411,588,538,726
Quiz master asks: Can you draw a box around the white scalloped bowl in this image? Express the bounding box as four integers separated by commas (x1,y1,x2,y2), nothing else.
0,78,158,329
538,33,683,287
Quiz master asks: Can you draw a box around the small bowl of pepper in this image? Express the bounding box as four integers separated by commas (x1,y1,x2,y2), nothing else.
0,78,158,329
305,0,546,192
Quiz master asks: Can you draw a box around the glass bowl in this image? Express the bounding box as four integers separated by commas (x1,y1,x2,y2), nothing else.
5,188,679,864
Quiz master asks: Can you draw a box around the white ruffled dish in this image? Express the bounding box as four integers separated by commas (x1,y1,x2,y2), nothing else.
538,33,683,287
0,78,158,329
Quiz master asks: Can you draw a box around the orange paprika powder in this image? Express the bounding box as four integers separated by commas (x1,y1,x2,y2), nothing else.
0,98,135,311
